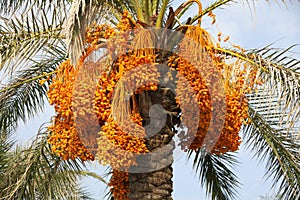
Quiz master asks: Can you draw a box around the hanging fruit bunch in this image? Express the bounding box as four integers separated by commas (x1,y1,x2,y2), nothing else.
47,60,94,161
170,25,250,154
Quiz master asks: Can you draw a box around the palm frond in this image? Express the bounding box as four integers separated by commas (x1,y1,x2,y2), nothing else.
0,125,97,200
79,171,108,184
102,167,114,200
249,45,300,105
243,106,300,200
214,45,300,129
0,0,69,15
0,132,14,190
155,0,169,27
0,51,65,136
0,2,66,72
187,151,241,200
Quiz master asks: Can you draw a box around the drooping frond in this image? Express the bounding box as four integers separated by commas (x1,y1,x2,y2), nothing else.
0,51,65,136
0,2,66,72
214,45,300,130
187,151,241,200
0,126,97,200
248,45,300,114
243,106,300,200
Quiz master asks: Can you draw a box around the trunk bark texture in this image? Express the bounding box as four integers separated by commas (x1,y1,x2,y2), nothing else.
127,88,179,200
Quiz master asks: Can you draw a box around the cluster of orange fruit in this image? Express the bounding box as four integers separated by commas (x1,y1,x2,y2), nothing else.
86,23,116,45
96,114,149,169
93,50,160,199
93,55,159,170
109,170,129,200
47,60,94,161
167,25,259,154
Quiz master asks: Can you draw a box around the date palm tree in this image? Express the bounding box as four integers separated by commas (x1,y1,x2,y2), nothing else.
0,0,299,200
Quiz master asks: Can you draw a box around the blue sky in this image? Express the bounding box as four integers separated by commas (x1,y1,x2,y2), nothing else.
14,0,300,199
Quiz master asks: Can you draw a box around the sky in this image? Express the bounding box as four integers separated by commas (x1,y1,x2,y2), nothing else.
14,0,300,200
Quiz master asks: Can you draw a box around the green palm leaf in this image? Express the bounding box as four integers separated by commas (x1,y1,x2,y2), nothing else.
215,45,300,126
190,0,235,25
0,2,66,71
187,150,241,200
249,45,300,108
0,53,64,136
0,126,97,200
243,106,300,200
0,132,14,190
0,0,69,15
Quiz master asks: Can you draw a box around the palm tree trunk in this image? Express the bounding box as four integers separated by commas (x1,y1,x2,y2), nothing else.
127,89,179,200
128,166,173,200
128,128,175,200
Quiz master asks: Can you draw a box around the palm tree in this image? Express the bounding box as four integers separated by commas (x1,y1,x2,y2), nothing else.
0,0,299,200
